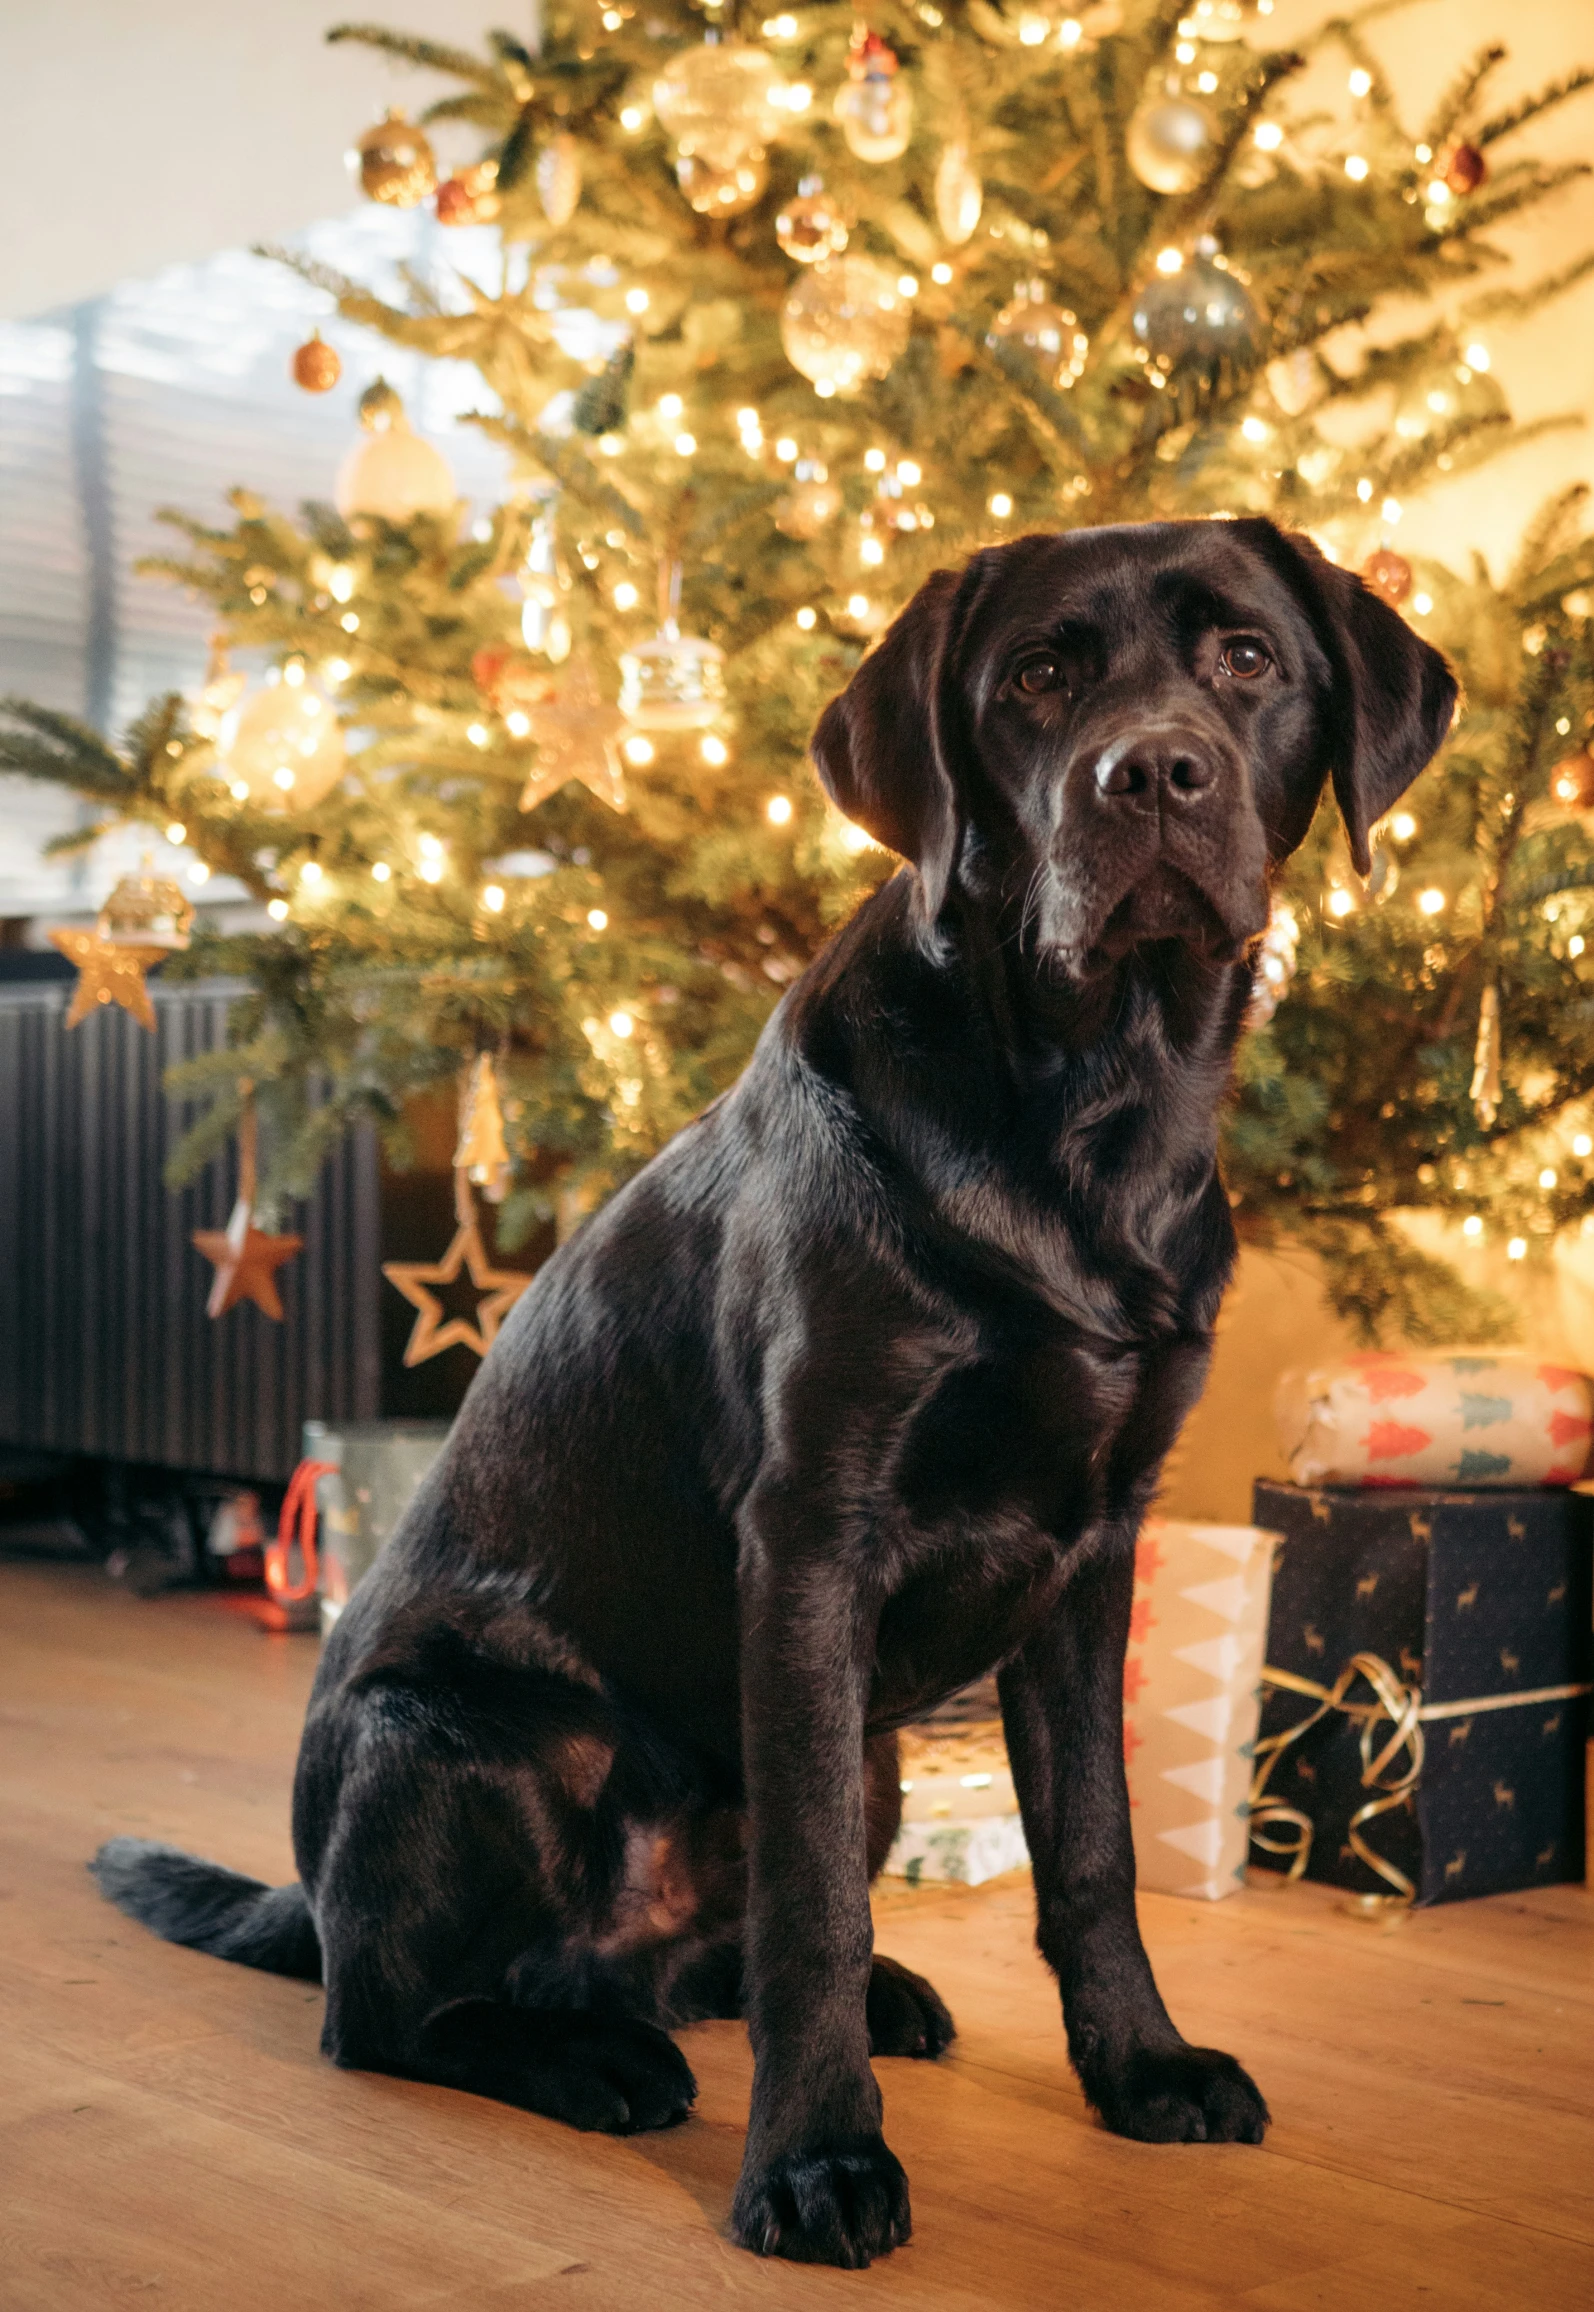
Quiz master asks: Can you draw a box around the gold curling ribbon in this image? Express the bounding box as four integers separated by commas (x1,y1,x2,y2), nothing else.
1248,1654,1592,1918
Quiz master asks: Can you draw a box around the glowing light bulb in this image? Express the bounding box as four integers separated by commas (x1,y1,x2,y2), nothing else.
1416,887,1446,916
1155,247,1183,275
674,432,697,457
614,581,640,610
506,710,531,737
625,288,649,314
700,734,729,766
897,459,921,486
897,275,919,298
587,908,608,931
796,606,817,630
1572,935,1587,958
1356,478,1373,502
609,1010,634,1038
658,393,683,420
188,861,210,885
989,493,1013,518
273,767,296,792
1344,154,1369,182
267,897,289,920
1574,1134,1593,1158
418,859,443,884
1390,812,1417,842
1464,343,1490,372
300,859,323,886
165,821,187,845
1254,121,1283,151
847,594,870,618
372,861,391,882
620,104,645,133
230,780,250,802
483,884,505,912
623,735,655,766
341,612,360,633
931,262,953,285
841,820,872,854
1327,888,1356,918
1382,497,1402,524
1462,1215,1483,1239
767,794,794,825
325,658,351,685
467,722,489,747
1507,1237,1527,1261
775,437,798,462
860,536,885,566
864,448,887,472
1413,593,1433,615
328,566,356,602
1540,1168,1559,1189
1348,67,1373,96
1241,416,1269,443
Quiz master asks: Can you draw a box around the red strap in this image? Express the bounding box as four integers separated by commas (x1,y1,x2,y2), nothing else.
266,1459,338,1604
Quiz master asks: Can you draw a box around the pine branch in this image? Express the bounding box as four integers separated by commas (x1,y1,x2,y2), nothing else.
1478,65,1594,148
324,23,505,92
1465,248,1594,325
0,699,134,798
1422,45,1506,151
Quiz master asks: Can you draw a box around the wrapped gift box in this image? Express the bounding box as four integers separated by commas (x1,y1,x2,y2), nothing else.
884,1519,1278,1898
1124,1518,1276,1900
1251,1480,1593,1904
302,1418,452,1636
1275,1352,1593,1489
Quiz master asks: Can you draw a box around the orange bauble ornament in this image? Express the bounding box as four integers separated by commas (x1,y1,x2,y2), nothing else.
472,644,556,714
1361,548,1413,608
1551,747,1594,811
1443,141,1487,196
291,331,342,393
436,160,501,226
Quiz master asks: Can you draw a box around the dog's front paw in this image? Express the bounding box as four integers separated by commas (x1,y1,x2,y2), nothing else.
731,2133,911,2267
1089,2043,1269,2146
867,1953,956,2059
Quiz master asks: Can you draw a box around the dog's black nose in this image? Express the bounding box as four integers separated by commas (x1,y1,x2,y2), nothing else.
1094,732,1216,801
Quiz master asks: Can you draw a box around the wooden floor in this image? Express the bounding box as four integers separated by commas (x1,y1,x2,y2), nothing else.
3,1561,1592,2311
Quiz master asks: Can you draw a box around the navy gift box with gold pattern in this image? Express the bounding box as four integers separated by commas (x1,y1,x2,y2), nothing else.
1249,1481,1592,1905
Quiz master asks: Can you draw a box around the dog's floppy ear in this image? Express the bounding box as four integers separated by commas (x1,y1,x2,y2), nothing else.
1250,522,1458,874
809,567,965,917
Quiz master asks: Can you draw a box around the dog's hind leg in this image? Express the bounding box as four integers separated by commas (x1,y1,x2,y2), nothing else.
301,1674,698,2136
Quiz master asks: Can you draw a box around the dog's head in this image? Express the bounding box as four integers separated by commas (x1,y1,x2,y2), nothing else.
811,519,1456,976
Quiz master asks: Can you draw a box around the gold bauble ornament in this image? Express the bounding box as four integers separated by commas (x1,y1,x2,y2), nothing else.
676,147,769,217
100,863,194,951
934,145,982,246
217,676,347,814
1551,747,1594,811
781,256,911,395
835,28,912,164
334,381,456,524
436,160,501,226
652,40,787,169
536,134,583,226
1125,88,1220,195
1361,548,1413,608
776,180,848,263
355,108,437,207
986,281,1089,391
291,331,342,393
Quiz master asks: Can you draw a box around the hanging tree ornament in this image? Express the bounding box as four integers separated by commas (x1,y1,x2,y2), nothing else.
354,108,437,207
382,1164,531,1367
520,500,572,661
986,281,1090,391
1125,79,1221,196
188,635,246,743
335,379,457,525
1130,239,1266,391
50,859,195,1032
192,1090,304,1320
620,564,727,732
934,145,982,247
536,134,583,226
835,28,913,165
652,39,787,169
291,331,342,394
1550,745,1594,811
1470,983,1502,1129
217,668,347,814
781,255,912,395
1361,548,1413,608
455,1054,511,1203
472,642,555,715
1443,141,1488,196
1391,347,1505,449
775,459,843,539
436,159,501,226
776,178,849,264
521,655,628,812
676,148,770,217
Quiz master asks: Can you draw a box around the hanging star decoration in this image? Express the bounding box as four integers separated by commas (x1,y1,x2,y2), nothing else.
381,1165,532,1367
191,1093,304,1319
51,861,195,1032
520,654,627,813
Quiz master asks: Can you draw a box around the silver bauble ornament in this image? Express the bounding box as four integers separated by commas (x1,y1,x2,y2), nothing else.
1125,90,1220,195
619,624,727,731
781,256,911,395
1130,244,1265,383
652,41,787,169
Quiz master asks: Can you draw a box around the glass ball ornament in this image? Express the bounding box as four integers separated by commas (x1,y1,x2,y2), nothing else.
934,145,982,247
775,466,843,539
776,180,848,264
619,624,727,731
986,281,1089,391
1125,88,1220,195
1551,748,1594,811
536,135,582,226
676,147,769,217
355,109,437,207
1130,243,1265,384
1361,548,1413,608
652,41,787,169
834,31,913,165
99,865,194,952
291,331,341,393
781,256,912,395
218,678,347,814
334,381,457,524
436,160,501,227
1391,353,1506,447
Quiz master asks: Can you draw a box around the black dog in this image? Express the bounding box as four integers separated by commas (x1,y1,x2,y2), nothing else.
94,519,1454,2269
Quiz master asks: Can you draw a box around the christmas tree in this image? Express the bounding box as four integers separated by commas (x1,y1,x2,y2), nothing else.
4,0,1594,1340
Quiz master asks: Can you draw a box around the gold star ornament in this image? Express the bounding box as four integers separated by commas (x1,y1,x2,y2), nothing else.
51,928,172,1031
193,1198,305,1319
520,655,628,814
382,1172,532,1366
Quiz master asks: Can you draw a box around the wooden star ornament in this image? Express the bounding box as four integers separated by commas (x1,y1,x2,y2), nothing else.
381,1170,532,1366
51,928,171,1031
520,655,628,814
193,1198,305,1319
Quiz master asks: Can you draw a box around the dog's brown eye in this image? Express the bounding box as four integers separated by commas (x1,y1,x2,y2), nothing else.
1018,660,1062,695
1219,639,1271,680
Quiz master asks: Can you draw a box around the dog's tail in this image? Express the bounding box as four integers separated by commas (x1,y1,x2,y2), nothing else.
89,1838,322,1980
